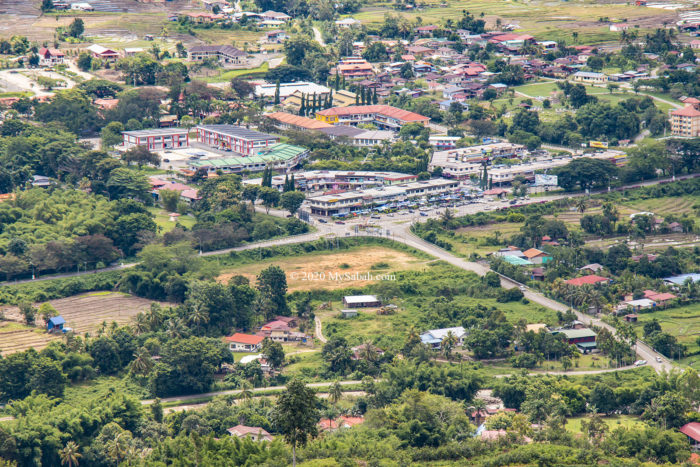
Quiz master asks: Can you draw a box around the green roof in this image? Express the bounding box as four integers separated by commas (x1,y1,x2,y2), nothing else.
189,143,307,168
551,328,597,339
576,342,597,348
501,255,533,266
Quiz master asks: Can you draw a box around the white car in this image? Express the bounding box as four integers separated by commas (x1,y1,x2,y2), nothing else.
656,356,662,363
634,360,647,366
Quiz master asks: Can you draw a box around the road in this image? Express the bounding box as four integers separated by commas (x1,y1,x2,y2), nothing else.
314,316,327,343
312,27,325,46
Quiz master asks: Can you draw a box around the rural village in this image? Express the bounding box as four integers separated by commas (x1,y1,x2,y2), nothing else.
0,0,699,464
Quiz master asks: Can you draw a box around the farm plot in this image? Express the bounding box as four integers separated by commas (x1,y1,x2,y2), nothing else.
0,322,60,356
217,246,430,292
2,292,161,335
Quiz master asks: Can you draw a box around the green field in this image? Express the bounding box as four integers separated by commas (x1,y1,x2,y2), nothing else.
205,62,270,83
565,415,647,434
631,303,700,370
148,207,196,233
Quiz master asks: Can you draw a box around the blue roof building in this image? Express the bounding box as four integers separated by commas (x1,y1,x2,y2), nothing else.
663,273,700,286
47,316,65,332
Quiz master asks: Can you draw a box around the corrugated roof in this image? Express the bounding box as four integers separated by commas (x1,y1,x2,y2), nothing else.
267,112,332,129
189,143,307,168
565,275,610,286
552,328,597,339
316,105,430,122
197,124,277,141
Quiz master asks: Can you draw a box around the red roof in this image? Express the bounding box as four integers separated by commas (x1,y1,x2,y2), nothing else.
680,422,700,442
224,333,264,345
644,291,677,301
261,320,291,331
482,188,508,195
316,105,430,123
267,112,332,129
682,97,700,104
565,275,610,286
319,416,364,430
672,105,700,117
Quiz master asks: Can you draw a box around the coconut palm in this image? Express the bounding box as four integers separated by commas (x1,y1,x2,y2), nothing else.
59,441,81,467
133,312,150,335
359,342,378,363
239,381,253,406
129,347,154,376
187,303,210,334
106,432,129,465
441,330,458,362
165,318,186,339
576,198,587,214
146,303,163,330
329,380,343,405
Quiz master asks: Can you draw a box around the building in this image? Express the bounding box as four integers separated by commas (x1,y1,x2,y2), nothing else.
122,128,190,150
565,275,610,286
343,295,381,308
429,135,461,150
308,178,460,216
428,142,527,179
255,81,331,101
195,125,278,155
571,71,608,84
522,248,552,264
250,170,417,192
679,422,700,451
224,333,265,352
261,10,291,21
335,18,361,28
188,45,247,66
123,47,145,57
264,29,288,43
315,105,430,130
579,263,604,274
47,316,66,333
352,130,395,146
319,416,364,432
227,425,273,442
664,273,700,286
37,47,65,66
340,309,358,318
335,57,373,78
670,104,700,137
86,45,119,61
189,143,308,174
420,327,467,349
550,328,597,352
266,112,333,131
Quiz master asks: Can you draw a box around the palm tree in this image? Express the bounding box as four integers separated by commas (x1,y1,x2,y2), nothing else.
441,331,458,362
129,347,154,376
239,381,253,406
146,303,162,330
576,198,587,214
133,313,149,335
187,303,210,334
106,432,129,465
329,380,343,405
359,342,378,363
59,441,81,467
165,318,186,339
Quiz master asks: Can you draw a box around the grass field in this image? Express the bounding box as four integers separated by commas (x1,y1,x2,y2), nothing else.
631,303,700,370
205,62,270,83
565,414,647,434
148,207,196,233
352,0,674,43
217,245,431,291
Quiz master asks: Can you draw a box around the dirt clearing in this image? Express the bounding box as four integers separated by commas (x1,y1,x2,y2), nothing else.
217,246,429,291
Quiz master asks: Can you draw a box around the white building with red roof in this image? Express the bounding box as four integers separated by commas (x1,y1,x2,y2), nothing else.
315,105,430,130
38,47,65,66
224,333,265,352
227,425,273,441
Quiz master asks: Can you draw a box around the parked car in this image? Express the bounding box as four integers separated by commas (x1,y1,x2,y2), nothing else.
420,212,428,216
371,215,380,219
656,356,662,363
635,360,647,366
335,220,345,224
317,218,327,223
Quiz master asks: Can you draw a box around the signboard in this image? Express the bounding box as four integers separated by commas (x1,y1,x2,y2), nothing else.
535,174,558,186
589,141,609,149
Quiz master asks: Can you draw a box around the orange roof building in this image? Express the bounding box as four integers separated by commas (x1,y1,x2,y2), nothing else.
224,333,265,352
316,105,430,130
267,112,332,131
565,275,610,287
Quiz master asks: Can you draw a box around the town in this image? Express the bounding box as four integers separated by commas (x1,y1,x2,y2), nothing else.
0,0,699,465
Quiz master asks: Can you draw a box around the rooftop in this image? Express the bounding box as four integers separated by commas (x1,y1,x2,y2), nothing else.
224,333,264,345
196,125,277,141
189,143,307,168
565,275,610,286
316,105,430,122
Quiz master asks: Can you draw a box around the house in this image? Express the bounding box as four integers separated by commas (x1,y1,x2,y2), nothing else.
643,290,677,306
188,45,247,66
551,328,597,352
225,333,264,352
572,71,608,84
420,326,467,349
227,425,273,442
670,104,700,137
663,273,700,287
319,416,364,432
261,10,291,22
47,316,66,333
32,175,52,188
265,29,288,43
680,422,700,451
340,309,358,318
71,2,93,11
37,47,65,66
316,105,429,130
342,295,381,308
579,263,604,274
667,221,684,233
261,320,292,341
87,45,119,61
415,25,439,35
335,18,361,28
623,314,638,323
122,128,190,150
565,275,610,287
124,47,145,57
351,343,384,360
609,23,630,32
531,267,545,281
522,248,551,264
624,298,656,311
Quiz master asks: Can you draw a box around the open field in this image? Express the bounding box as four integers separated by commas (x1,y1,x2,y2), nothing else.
352,0,677,43
217,245,431,291
630,303,700,370
0,292,163,355
565,415,647,434
149,207,196,233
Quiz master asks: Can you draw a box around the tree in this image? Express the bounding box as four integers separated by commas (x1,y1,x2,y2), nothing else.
129,346,154,376
59,441,82,467
280,191,305,216
19,302,36,325
262,338,285,369
100,121,125,149
589,383,616,415
329,380,343,405
68,18,84,38
441,330,458,362
41,0,54,11
322,336,353,375
272,379,320,467
77,53,92,72
259,187,280,214
230,78,254,99
257,265,289,318
122,145,160,168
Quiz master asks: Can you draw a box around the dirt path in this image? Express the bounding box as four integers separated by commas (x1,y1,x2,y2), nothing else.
315,316,327,343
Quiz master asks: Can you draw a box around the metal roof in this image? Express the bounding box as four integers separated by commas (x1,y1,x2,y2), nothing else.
196,125,277,141
189,143,307,168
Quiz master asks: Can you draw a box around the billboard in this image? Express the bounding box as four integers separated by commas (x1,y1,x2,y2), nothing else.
535,174,558,186
589,140,609,149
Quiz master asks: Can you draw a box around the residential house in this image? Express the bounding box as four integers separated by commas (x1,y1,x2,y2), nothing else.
87,45,119,61
531,267,545,281
579,263,604,274
37,47,65,66
335,18,361,28
522,248,551,264
624,298,656,311
224,333,264,352
679,422,700,451
260,320,292,342
188,45,247,66
319,416,364,432
351,343,384,360
623,314,638,322
550,328,597,352
664,273,700,287
227,425,273,442
643,290,677,306
565,275,610,286
264,29,288,43
47,316,66,333
572,71,608,84
420,326,467,349
261,10,291,21
342,295,381,308
415,25,439,36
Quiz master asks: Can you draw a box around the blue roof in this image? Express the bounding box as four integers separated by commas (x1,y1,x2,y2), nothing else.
664,273,700,285
49,316,65,326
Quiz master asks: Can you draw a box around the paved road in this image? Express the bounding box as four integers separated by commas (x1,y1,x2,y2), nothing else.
141,379,363,405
